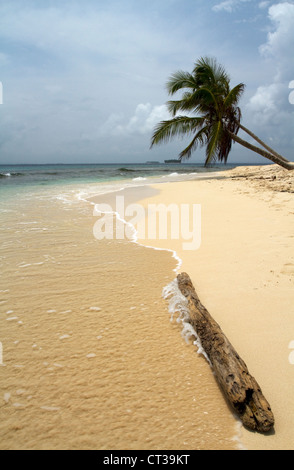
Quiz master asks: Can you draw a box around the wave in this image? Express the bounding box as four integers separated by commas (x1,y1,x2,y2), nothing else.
162,279,211,364
118,167,136,172
0,172,23,178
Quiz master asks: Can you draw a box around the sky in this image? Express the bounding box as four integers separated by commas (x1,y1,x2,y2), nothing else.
0,0,293,165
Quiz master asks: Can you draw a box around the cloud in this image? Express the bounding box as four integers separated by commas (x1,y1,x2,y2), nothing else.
0,0,293,164
250,2,294,92
289,80,294,105
0,53,9,66
259,1,294,79
212,0,252,13
248,82,287,118
101,103,170,137
0,2,181,162
245,2,294,158
0,2,189,73
258,1,271,9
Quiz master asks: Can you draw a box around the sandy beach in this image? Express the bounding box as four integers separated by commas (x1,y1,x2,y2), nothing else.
1,163,293,450
134,164,294,450
2,0,294,454
0,171,238,450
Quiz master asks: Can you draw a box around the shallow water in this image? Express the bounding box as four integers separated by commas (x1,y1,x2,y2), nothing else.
0,181,239,450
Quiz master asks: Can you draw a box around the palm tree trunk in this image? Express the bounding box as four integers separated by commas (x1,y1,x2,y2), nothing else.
228,131,294,170
239,124,289,163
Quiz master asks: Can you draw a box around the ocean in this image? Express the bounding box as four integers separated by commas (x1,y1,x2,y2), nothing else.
0,162,240,450
0,162,232,190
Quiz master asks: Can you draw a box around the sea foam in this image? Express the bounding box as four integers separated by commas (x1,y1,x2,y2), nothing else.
162,278,211,365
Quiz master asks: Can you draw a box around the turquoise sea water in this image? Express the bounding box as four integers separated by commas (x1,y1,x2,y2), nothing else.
0,163,244,209
0,162,235,225
0,162,233,191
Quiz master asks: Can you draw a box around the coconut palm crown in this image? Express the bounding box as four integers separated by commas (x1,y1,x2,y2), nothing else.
151,57,294,170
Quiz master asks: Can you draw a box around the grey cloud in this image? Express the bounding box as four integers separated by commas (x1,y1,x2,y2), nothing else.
0,0,293,164
244,2,294,160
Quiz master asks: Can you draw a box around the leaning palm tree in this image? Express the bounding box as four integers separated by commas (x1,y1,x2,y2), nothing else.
151,57,294,170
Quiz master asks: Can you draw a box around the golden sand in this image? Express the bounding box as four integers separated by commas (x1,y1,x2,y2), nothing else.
0,184,238,450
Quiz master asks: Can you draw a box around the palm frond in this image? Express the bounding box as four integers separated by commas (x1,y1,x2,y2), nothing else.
166,91,196,116
205,121,223,166
191,87,220,114
179,126,208,160
166,71,196,95
223,106,242,135
150,57,250,166
193,57,230,91
150,116,204,148
223,83,245,109
166,89,210,116
217,128,233,164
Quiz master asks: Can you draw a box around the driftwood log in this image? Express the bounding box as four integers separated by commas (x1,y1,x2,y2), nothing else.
177,272,274,433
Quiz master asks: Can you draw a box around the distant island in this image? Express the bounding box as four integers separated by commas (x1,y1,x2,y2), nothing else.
164,159,181,164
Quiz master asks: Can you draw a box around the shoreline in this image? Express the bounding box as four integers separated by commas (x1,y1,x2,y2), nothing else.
43,163,294,450
1,163,293,450
131,164,294,450
0,171,238,450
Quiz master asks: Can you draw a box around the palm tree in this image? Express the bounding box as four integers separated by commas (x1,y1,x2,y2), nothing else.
151,57,294,170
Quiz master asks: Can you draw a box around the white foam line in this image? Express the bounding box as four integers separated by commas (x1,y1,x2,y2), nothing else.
76,180,159,206
75,171,191,206
77,180,183,273
76,169,223,266
76,186,127,205
72,170,222,270
96,206,182,273
162,278,211,365
74,169,215,208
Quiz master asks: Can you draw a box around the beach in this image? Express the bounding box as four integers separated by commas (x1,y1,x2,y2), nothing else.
0,165,238,450
0,163,293,450
135,164,294,450
1,0,294,453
